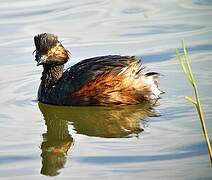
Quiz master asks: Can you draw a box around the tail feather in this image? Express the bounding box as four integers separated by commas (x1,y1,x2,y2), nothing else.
145,72,163,99
123,60,163,101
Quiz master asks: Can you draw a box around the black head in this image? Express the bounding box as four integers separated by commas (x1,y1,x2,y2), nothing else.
34,33,69,66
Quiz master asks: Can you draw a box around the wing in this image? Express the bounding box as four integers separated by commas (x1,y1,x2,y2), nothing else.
60,55,142,93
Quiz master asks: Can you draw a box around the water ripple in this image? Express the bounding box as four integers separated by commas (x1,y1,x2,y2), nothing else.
1,0,212,179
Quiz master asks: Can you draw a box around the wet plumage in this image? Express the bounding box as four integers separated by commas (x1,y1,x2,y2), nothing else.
34,33,162,106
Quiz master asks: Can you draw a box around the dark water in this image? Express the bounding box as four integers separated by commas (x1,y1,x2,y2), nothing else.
0,0,212,179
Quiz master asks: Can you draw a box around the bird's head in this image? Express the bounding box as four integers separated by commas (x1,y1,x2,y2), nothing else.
34,33,69,66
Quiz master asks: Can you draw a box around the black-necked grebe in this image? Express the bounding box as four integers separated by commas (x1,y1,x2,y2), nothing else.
34,33,162,106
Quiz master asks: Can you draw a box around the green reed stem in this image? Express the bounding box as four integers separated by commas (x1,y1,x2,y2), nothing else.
176,40,212,164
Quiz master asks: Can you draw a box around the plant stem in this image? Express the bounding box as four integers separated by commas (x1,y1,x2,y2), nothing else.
177,42,212,164
193,83,212,163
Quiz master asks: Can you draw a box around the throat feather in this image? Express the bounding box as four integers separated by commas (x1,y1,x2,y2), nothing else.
41,65,64,86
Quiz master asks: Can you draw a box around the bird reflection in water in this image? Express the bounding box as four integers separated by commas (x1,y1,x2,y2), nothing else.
38,102,157,176
39,103,74,176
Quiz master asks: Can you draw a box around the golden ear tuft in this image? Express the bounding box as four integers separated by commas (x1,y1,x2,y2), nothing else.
47,43,69,62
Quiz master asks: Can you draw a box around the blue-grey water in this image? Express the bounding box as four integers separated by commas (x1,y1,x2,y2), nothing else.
0,0,212,179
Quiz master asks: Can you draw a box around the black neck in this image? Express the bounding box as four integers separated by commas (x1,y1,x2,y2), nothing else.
41,64,64,86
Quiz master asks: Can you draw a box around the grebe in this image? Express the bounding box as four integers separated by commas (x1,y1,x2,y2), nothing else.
34,33,162,106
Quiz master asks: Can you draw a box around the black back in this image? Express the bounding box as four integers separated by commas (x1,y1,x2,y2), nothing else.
61,55,141,93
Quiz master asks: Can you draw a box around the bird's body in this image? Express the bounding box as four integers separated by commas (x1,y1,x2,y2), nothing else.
34,33,162,106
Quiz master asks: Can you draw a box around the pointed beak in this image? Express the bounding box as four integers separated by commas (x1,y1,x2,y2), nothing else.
36,55,48,66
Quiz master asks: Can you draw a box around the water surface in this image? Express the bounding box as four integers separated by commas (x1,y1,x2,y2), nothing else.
0,0,212,179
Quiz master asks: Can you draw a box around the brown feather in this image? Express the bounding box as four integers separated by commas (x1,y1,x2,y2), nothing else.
72,61,154,105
